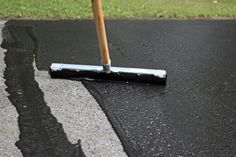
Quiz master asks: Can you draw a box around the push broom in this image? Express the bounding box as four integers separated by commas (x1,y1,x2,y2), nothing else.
50,0,167,85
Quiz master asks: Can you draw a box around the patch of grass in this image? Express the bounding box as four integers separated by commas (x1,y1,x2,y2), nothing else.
0,0,235,19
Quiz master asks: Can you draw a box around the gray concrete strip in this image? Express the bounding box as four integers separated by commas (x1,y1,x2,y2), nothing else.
0,21,22,157
34,66,127,157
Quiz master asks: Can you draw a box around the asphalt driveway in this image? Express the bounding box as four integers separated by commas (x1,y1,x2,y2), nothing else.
1,19,236,157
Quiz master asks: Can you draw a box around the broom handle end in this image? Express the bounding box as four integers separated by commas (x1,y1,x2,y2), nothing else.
92,0,111,68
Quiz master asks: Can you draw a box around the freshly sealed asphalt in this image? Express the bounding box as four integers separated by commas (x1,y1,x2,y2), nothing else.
2,20,236,157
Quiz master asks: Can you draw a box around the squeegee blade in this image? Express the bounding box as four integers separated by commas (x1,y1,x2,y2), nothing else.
50,63,167,85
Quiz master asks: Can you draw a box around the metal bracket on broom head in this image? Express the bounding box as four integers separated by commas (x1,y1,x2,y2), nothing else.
49,0,167,85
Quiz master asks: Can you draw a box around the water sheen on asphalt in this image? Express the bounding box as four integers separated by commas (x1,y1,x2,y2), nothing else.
3,20,236,157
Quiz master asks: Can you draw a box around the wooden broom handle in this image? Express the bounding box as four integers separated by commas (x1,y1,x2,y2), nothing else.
91,0,111,66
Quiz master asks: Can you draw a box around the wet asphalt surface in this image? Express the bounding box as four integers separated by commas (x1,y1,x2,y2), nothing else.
2,23,85,156
2,20,236,157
